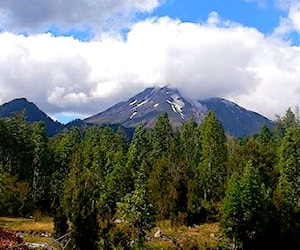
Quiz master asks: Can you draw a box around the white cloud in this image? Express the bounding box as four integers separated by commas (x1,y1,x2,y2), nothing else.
244,0,268,8
0,15,300,120
288,2,300,32
273,0,300,37
0,0,161,32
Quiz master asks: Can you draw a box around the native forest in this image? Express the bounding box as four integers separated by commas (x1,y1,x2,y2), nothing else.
0,109,300,249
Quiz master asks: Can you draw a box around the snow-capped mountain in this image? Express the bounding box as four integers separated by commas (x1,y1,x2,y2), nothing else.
0,87,273,137
85,86,273,137
86,86,207,128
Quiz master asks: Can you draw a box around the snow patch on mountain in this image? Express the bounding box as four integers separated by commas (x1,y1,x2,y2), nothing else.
134,100,148,109
130,99,137,106
84,86,274,137
167,94,185,119
130,111,137,119
220,98,236,108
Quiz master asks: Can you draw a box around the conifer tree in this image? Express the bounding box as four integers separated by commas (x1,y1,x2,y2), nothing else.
117,168,155,248
277,127,300,204
64,148,101,250
0,164,3,212
1,114,34,182
180,117,201,169
274,107,299,138
180,118,203,224
149,113,174,160
273,173,296,239
222,164,268,249
257,124,274,146
199,111,228,202
31,122,50,211
50,128,81,238
273,126,300,245
148,142,188,224
127,124,148,177
106,125,148,209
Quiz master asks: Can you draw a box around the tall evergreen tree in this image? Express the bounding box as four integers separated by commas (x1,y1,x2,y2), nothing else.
50,128,81,238
106,125,149,210
127,124,148,177
117,171,155,248
0,114,34,182
64,148,101,250
257,124,274,146
148,142,188,224
274,107,299,138
149,113,174,160
222,164,268,249
31,122,50,211
231,137,277,190
199,111,228,202
180,117,201,169
273,126,300,246
278,127,300,205
180,118,203,225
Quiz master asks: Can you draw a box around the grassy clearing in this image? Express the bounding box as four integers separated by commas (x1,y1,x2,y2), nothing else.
0,217,53,232
0,217,229,249
146,221,230,249
0,216,55,247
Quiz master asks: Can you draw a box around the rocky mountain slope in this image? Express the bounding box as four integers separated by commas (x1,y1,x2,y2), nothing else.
0,98,64,136
0,87,274,137
86,86,273,137
86,86,207,128
200,97,273,137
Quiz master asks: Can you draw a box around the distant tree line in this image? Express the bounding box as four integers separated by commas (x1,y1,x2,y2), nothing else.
0,109,300,249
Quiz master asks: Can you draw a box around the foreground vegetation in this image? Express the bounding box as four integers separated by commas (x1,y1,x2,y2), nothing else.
0,217,53,245
0,108,300,249
0,217,225,249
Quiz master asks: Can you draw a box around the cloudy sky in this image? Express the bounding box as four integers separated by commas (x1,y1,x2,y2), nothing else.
0,0,300,122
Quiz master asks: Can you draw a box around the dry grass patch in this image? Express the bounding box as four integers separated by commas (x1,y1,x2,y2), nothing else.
13,221,53,232
0,217,54,233
147,221,227,249
0,217,32,222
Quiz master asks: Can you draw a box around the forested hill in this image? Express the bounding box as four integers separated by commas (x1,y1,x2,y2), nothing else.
0,108,299,249
0,98,63,136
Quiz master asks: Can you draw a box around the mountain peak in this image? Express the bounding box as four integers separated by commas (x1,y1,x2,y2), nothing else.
0,98,63,136
3,97,32,106
86,86,273,137
0,87,274,138
86,86,206,128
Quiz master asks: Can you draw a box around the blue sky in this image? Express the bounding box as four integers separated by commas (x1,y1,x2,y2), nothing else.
45,0,290,41
153,0,282,33
0,0,300,123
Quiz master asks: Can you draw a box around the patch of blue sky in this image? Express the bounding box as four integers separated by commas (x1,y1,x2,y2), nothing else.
54,114,84,124
287,32,300,46
47,25,94,41
151,0,286,34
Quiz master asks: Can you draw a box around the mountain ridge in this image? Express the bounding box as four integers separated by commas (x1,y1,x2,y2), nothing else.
0,87,274,137
0,97,64,137
86,86,273,137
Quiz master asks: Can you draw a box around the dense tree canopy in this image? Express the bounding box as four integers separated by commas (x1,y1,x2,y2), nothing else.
0,109,300,249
